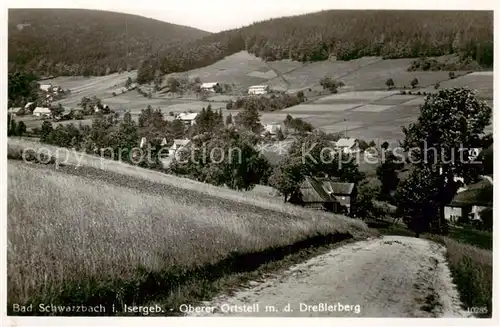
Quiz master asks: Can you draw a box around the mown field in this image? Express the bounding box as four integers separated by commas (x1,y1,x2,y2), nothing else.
7,138,370,314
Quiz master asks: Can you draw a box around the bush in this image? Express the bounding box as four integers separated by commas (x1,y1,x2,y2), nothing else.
385,78,395,89
449,71,456,79
410,77,419,88
434,82,440,89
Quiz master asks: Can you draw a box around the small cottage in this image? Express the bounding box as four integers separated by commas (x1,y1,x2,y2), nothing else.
289,176,357,215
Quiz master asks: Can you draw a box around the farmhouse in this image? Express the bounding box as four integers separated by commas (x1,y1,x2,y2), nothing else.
248,85,269,95
94,104,110,113
263,123,282,135
177,112,198,126
289,176,357,215
168,139,191,157
8,107,24,115
39,84,52,92
335,138,360,154
444,177,493,225
33,107,51,117
200,82,220,93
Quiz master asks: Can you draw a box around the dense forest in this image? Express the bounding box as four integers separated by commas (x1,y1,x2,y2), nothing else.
137,10,494,83
8,9,210,77
8,10,493,82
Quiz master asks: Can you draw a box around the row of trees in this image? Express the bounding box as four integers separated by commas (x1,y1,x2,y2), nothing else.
226,93,305,111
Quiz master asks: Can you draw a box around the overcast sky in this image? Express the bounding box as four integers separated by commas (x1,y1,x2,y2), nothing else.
10,0,494,33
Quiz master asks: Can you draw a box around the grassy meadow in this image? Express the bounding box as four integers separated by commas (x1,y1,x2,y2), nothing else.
7,139,370,314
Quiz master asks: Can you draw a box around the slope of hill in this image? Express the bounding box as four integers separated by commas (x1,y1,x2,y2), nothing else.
8,9,210,77
137,10,493,83
7,138,370,314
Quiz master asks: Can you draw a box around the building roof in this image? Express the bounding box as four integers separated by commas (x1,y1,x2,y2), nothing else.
319,178,356,195
299,177,333,203
201,82,219,88
298,176,355,203
335,138,357,148
448,179,493,207
33,107,51,113
172,139,191,147
178,112,198,121
24,102,35,109
8,107,23,113
249,85,269,89
39,84,52,91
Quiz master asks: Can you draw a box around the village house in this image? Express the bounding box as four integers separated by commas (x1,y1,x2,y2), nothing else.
200,82,220,93
168,139,191,157
32,107,51,117
248,85,269,95
39,84,52,92
289,176,357,215
335,138,360,154
94,104,110,113
263,123,282,135
8,107,24,115
139,137,170,149
444,177,493,225
177,112,198,126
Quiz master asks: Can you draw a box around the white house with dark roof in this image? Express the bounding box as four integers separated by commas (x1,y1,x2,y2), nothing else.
248,85,269,95
177,112,198,126
335,138,360,154
200,82,220,93
33,107,51,117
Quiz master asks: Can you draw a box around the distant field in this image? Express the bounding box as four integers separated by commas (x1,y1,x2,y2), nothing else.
53,119,93,127
38,52,492,147
419,72,493,100
47,71,137,107
166,51,271,93
268,57,382,92
339,58,466,91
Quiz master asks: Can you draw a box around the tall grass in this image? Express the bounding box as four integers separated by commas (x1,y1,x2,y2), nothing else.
442,237,493,318
423,234,493,318
7,140,370,314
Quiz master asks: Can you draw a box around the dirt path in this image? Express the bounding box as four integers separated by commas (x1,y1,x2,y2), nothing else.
187,236,470,317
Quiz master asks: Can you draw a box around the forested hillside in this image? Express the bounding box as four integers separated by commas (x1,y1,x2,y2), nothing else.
137,10,493,83
8,9,210,77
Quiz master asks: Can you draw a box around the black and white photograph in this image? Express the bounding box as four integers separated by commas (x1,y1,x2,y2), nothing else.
3,1,496,324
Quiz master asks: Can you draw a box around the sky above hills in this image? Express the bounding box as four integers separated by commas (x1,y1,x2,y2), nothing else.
9,0,492,33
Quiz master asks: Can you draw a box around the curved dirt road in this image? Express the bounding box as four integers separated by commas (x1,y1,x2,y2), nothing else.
188,236,470,318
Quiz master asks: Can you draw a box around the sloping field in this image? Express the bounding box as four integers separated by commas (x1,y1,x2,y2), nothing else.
282,103,364,114
266,59,304,74
8,138,370,312
46,71,138,107
314,90,400,104
419,72,493,100
339,58,463,91
267,57,383,92
166,51,271,92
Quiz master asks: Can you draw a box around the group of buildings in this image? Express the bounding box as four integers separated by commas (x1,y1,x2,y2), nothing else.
199,82,270,95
